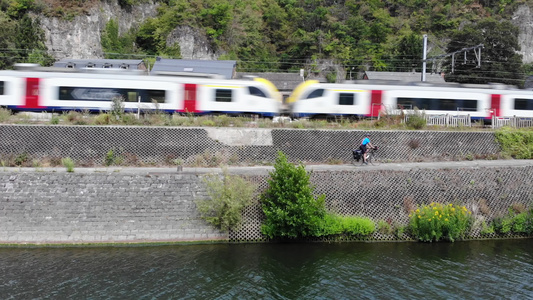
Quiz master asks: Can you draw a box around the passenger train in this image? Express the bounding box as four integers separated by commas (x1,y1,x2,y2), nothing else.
2,64,533,121
0,65,281,117
288,80,533,121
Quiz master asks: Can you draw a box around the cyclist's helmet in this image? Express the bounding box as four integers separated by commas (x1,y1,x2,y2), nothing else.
365,133,371,136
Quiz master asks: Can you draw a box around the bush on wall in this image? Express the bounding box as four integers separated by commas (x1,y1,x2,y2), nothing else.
261,151,327,238
261,151,376,239
409,202,473,242
196,169,257,232
495,127,533,159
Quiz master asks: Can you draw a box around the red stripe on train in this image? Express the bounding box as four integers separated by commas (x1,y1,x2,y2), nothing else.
179,84,198,113
490,94,501,118
23,78,42,109
369,90,382,117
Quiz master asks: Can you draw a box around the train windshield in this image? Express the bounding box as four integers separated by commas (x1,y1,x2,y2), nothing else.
248,86,267,98
305,89,324,99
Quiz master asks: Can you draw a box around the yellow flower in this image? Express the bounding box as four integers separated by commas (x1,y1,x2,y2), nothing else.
445,218,448,222
433,207,438,210
418,215,421,219
416,209,420,213
451,207,455,212
448,203,453,207
468,211,472,214
435,211,439,215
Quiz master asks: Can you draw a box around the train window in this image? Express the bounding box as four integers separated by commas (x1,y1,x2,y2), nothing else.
397,97,477,111
459,100,478,111
58,87,166,103
306,89,324,99
59,86,123,101
397,98,417,109
248,86,267,98
514,98,533,110
338,93,355,105
215,89,233,102
0,81,4,95
146,90,166,103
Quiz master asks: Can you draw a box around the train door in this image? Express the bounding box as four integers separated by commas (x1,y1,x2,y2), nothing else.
181,84,198,113
369,90,382,117
489,94,501,119
22,77,42,109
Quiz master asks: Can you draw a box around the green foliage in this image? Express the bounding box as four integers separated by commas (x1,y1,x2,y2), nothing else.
495,127,533,159
110,97,125,117
409,202,473,242
61,157,75,172
405,109,427,130
105,150,115,166
14,152,29,166
492,207,533,235
196,169,257,232
0,107,12,122
261,151,326,239
318,213,375,236
445,18,524,86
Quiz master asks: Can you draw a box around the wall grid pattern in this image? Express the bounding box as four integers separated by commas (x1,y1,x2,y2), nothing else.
0,125,500,166
0,125,526,244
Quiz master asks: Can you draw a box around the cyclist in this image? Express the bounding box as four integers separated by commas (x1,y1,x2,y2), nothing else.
359,133,374,165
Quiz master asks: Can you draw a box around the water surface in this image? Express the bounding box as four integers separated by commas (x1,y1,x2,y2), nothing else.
1,239,532,299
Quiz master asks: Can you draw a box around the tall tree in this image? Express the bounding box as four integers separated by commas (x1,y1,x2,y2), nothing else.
444,18,524,86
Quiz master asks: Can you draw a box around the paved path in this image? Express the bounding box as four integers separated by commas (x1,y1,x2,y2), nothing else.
4,159,533,176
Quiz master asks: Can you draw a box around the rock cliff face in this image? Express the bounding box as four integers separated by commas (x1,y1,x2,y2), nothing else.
38,2,533,63
40,2,159,60
513,5,533,64
39,1,220,61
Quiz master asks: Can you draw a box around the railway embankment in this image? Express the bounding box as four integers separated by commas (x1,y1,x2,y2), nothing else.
2,125,531,245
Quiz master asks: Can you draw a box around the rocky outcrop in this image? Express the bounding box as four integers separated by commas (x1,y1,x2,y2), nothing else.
39,1,158,60
513,5,533,63
166,26,220,60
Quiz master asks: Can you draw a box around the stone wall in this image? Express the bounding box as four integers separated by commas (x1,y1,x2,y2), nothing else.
0,170,226,244
1,162,532,244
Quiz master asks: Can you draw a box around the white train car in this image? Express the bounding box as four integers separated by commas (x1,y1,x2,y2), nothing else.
0,66,281,117
288,80,533,121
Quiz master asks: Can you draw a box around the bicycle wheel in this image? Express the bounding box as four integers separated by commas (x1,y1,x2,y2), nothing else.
368,153,380,166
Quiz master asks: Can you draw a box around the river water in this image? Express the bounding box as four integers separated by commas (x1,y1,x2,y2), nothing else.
1,239,532,299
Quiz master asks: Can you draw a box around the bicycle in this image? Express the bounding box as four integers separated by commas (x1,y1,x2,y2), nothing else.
352,146,379,166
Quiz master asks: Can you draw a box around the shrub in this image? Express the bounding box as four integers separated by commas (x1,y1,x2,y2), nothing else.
495,128,533,159
196,169,257,232
0,107,13,122
492,207,533,235
405,112,427,130
62,157,75,172
317,214,373,236
409,202,473,242
261,151,326,238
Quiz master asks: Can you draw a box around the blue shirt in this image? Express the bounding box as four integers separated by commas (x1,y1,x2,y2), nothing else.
362,137,370,146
